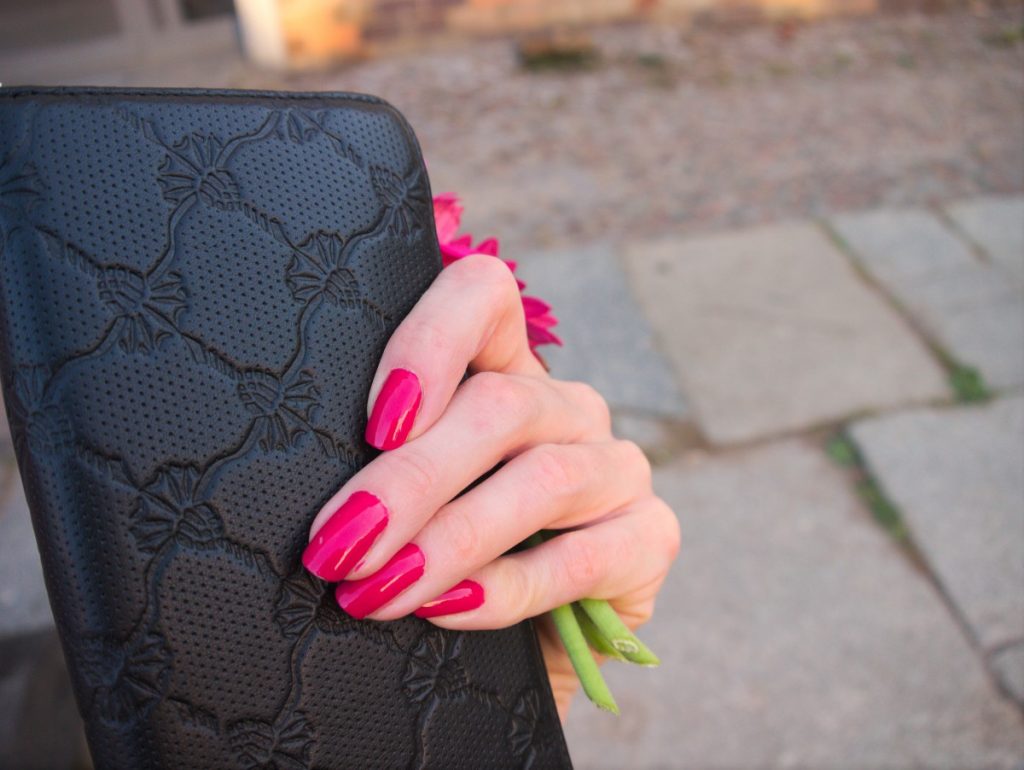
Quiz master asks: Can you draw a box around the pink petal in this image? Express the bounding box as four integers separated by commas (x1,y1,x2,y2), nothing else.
532,313,559,329
475,237,500,258
432,193,463,243
527,322,563,347
440,236,476,266
434,191,560,352
521,296,552,315
440,235,502,266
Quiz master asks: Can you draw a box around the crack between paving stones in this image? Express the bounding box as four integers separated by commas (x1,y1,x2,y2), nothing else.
816,218,997,404
829,425,1024,711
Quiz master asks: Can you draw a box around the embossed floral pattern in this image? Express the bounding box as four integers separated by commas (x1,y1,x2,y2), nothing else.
285,230,390,328
158,133,240,209
370,166,428,237
97,267,187,353
35,228,189,354
508,688,542,761
285,231,360,306
130,464,223,554
5,365,74,456
275,109,363,167
237,369,320,452
274,569,347,639
403,632,470,704
0,157,42,209
77,630,172,726
0,145,42,249
229,711,315,770
1,99,568,769
277,109,323,145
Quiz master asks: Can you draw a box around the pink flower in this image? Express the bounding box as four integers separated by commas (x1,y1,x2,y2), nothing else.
433,193,561,352
432,193,462,246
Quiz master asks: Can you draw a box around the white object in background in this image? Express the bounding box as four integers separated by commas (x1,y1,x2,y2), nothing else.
234,0,288,69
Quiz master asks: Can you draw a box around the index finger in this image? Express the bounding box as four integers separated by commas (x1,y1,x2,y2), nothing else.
364,253,546,450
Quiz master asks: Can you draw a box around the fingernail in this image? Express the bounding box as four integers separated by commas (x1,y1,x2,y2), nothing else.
366,368,421,450
413,580,485,619
335,543,425,619
302,491,388,582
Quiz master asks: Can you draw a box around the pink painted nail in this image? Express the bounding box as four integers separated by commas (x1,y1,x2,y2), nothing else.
366,368,421,450
302,491,388,582
413,580,485,619
335,543,425,619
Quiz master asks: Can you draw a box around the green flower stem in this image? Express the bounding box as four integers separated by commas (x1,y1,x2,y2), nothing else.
525,532,617,712
572,603,627,662
577,598,660,667
526,530,661,713
549,602,619,714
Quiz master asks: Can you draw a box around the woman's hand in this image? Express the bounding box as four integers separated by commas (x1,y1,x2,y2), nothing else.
302,254,680,720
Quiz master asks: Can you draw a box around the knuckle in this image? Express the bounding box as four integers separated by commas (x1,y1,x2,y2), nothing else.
454,253,518,294
438,505,483,565
400,317,453,360
627,598,656,627
616,439,652,487
503,559,536,623
560,533,604,593
566,381,611,433
527,444,582,498
388,449,439,500
655,498,681,566
465,371,534,427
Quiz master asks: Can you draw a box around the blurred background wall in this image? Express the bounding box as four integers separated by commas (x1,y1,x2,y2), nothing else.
1,0,879,79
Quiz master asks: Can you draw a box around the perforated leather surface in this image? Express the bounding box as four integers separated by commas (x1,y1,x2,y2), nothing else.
0,87,571,770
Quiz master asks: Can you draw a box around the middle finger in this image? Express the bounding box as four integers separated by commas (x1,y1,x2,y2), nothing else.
302,372,610,584
338,438,651,621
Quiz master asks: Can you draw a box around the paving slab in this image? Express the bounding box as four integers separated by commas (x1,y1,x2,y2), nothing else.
832,208,980,287
0,403,12,464
0,476,82,767
623,222,949,445
608,412,698,464
0,629,88,770
945,196,1024,285
564,440,1024,769
992,643,1024,706
832,207,1024,390
850,397,1024,653
515,243,691,453
515,243,689,419
0,477,53,639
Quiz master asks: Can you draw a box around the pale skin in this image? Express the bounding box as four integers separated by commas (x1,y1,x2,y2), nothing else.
308,253,681,721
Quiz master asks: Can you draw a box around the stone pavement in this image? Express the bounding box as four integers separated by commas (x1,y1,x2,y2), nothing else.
514,243,693,456
541,194,1024,766
851,398,1024,700
2,195,1023,768
622,222,949,445
536,195,1024,765
947,198,1024,286
833,206,1024,391
0,481,53,640
564,442,1024,769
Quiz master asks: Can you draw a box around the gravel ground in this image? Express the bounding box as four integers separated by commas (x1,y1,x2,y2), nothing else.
279,7,1024,254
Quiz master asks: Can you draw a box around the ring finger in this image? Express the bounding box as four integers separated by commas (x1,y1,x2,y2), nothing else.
303,372,611,584
335,439,656,620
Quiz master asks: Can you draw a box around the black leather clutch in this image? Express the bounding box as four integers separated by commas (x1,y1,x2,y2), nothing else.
0,87,571,770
